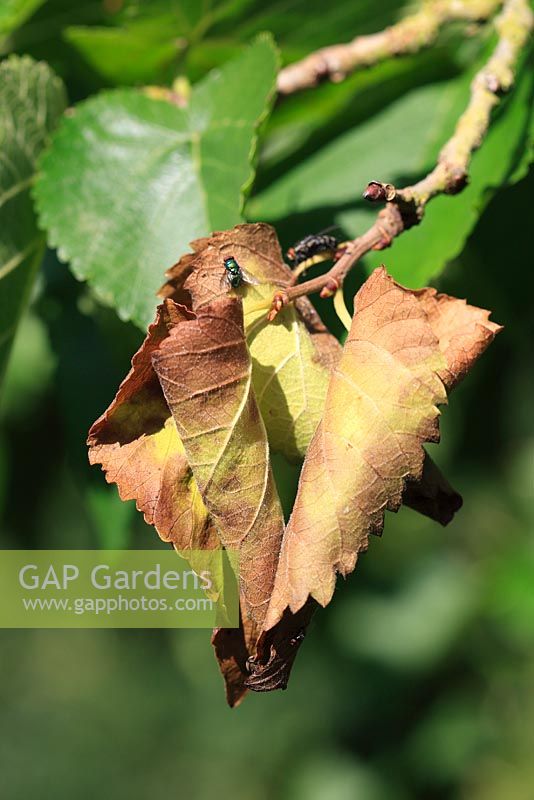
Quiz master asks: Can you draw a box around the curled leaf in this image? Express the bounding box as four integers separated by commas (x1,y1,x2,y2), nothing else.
402,453,462,526
414,286,503,391
152,295,285,627
87,300,218,552
160,223,341,460
211,601,260,708
263,267,501,630
244,598,317,693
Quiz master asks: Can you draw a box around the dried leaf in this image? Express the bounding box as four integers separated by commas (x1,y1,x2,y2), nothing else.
402,453,462,526
160,223,341,460
263,267,501,630
212,597,317,703
244,598,317,693
152,295,285,626
212,601,259,708
87,300,218,552
414,287,502,391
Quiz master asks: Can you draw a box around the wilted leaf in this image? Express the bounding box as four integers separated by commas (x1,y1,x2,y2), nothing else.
402,453,462,526
413,286,505,391
160,222,340,460
212,594,317,705
211,601,260,708
263,267,501,630
244,597,317,693
0,56,66,389
34,35,279,329
152,295,285,626
87,299,218,552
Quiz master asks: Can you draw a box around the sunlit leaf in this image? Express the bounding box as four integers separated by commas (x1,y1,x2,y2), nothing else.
87,300,218,552
263,268,501,629
34,35,279,329
152,295,285,626
160,222,340,460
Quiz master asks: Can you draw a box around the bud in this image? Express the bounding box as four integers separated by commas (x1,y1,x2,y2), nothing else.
363,181,396,202
320,278,340,298
268,293,285,322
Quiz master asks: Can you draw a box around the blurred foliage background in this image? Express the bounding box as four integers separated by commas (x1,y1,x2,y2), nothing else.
0,1,533,798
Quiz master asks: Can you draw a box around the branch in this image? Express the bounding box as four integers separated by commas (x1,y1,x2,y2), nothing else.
269,0,532,318
277,0,503,96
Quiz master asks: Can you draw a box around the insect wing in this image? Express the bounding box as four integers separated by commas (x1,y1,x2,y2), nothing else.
239,268,261,286
220,271,232,291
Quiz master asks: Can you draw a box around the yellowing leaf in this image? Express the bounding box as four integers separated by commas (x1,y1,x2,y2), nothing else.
87,300,218,552
152,295,285,627
263,268,501,630
160,223,341,461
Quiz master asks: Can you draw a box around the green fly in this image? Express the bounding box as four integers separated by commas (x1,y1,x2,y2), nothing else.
222,256,260,290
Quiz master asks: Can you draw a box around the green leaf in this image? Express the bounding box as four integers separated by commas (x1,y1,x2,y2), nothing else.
367,59,534,286
248,69,472,225
0,56,66,389
64,19,184,85
249,56,533,287
34,35,279,329
236,0,402,61
0,0,44,38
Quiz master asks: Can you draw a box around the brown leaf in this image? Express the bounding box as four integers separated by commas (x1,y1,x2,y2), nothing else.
244,598,317,693
211,601,259,708
212,597,317,702
262,267,501,630
160,223,341,459
402,453,462,526
87,300,218,551
152,295,285,627
160,223,337,359
415,286,503,391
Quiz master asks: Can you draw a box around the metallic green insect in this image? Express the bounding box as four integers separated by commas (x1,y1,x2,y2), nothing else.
223,256,260,290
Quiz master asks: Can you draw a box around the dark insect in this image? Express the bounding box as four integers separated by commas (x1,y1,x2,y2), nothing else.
286,232,339,266
222,256,260,290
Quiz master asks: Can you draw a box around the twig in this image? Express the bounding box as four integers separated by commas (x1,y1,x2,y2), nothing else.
269,0,533,318
277,0,503,95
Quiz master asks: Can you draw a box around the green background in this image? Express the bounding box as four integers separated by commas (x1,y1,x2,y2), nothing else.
0,1,533,799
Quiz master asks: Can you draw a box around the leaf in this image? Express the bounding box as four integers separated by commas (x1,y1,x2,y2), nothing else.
211,600,260,708
236,0,403,60
263,267,501,631
249,55,533,286
212,594,317,705
87,299,218,552
373,58,534,286
34,35,279,330
244,597,317,693
0,56,66,389
215,453,462,704
64,19,183,85
152,295,285,627
248,71,473,225
0,0,44,38
413,285,504,391
160,222,341,460
402,453,462,526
